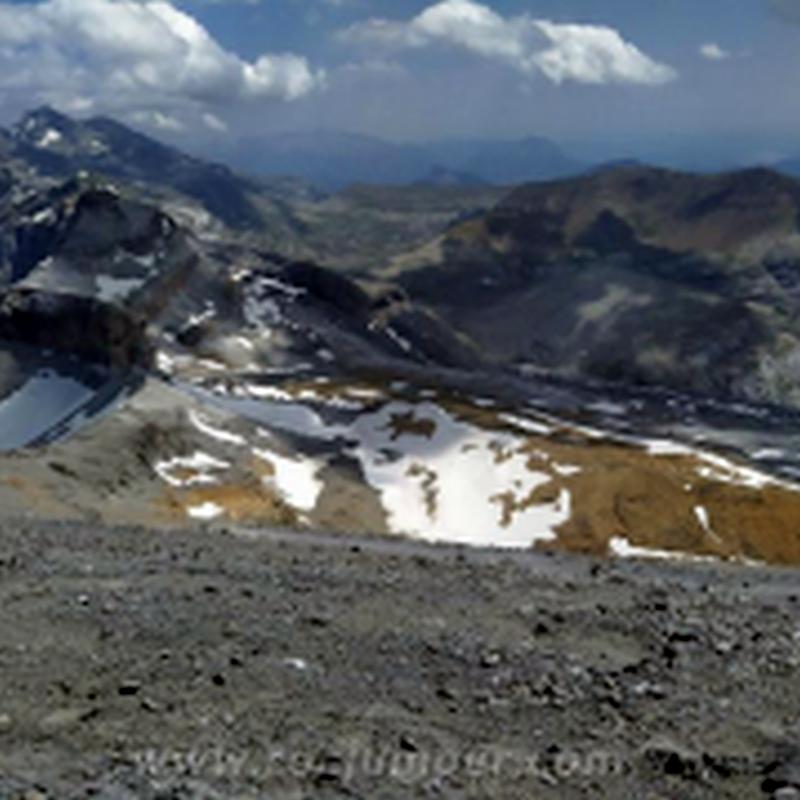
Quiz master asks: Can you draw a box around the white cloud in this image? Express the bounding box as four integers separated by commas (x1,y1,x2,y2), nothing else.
0,0,324,123
202,112,229,132
130,109,185,131
339,0,676,86
532,21,676,85
244,53,327,100
699,42,730,61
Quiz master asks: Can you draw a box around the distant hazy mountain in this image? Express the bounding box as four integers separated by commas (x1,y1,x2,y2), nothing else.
422,136,584,185
227,130,431,190
226,130,583,189
774,158,800,178
584,158,644,176
413,165,489,188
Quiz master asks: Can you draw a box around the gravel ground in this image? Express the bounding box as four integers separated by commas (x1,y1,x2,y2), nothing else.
0,520,799,799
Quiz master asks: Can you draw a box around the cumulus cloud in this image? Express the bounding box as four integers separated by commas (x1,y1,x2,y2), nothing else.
339,0,676,86
130,109,185,132
202,112,229,133
0,0,324,126
699,42,730,61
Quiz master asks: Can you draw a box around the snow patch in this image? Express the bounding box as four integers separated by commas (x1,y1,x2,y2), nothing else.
643,438,797,491
187,502,225,521
31,207,56,225
253,448,322,512
0,369,94,451
96,275,144,302
609,537,720,564
156,352,175,374
233,337,255,351
186,303,217,329
37,128,62,148
499,413,554,437
385,326,412,353
646,439,694,456
553,463,582,477
189,410,246,447
345,388,384,401
129,252,156,269
753,448,786,461
348,402,569,548
154,452,231,488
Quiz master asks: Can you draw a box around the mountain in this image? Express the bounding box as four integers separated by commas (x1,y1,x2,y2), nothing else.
225,129,583,189
422,136,584,184
413,165,489,188
10,107,262,228
584,158,644,175
7,106,330,240
0,108,511,273
1,111,800,567
389,165,800,407
775,157,800,179
227,130,432,190
4,111,800,800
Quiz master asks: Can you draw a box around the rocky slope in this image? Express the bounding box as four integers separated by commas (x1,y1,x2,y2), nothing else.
0,520,799,800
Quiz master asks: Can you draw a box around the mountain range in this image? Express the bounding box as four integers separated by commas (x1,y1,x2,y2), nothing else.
207,127,800,190
1,108,800,567
222,128,585,189
5,97,800,800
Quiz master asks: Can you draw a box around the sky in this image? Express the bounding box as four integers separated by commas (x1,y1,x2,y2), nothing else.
0,0,799,164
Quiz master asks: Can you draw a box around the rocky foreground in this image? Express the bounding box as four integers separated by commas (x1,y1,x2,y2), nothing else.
0,520,799,799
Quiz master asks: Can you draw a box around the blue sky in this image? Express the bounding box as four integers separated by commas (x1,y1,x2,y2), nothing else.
0,0,798,164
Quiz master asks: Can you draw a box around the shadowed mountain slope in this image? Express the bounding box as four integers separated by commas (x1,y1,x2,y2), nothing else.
391,166,800,406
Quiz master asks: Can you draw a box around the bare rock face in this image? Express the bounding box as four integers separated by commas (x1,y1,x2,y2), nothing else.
1,179,185,291
0,177,195,372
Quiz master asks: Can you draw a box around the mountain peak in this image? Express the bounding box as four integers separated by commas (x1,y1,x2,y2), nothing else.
17,105,75,131
13,106,78,149
5,106,267,229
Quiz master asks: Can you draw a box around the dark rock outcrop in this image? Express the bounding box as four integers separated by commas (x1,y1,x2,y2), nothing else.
0,290,152,370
